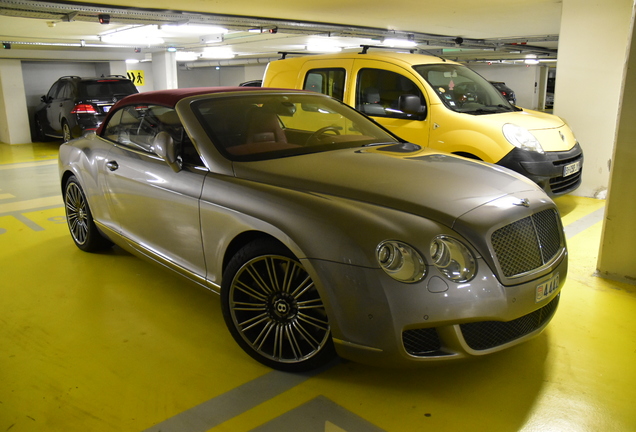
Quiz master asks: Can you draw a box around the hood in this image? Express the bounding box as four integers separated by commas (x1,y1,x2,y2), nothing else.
468,108,565,131
233,144,540,227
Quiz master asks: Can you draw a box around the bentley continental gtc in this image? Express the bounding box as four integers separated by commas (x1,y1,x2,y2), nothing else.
59,87,567,371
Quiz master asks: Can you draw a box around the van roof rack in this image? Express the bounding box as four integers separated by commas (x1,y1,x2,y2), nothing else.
278,51,313,60
359,45,417,54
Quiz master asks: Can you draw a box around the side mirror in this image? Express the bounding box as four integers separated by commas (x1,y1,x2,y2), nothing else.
398,94,427,119
41,95,49,103
153,131,182,173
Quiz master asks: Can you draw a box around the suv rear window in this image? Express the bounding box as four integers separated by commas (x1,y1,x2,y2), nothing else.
78,80,138,99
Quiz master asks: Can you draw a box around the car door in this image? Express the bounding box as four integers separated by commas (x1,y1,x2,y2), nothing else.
44,81,65,134
101,104,207,278
351,60,430,146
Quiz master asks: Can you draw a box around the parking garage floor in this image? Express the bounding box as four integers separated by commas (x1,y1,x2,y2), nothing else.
1,141,635,432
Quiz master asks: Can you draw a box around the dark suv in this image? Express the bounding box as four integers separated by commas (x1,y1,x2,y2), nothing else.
489,81,517,105
34,75,138,142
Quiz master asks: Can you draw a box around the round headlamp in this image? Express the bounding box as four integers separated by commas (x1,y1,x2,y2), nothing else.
376,240,426,283
429,236,476,282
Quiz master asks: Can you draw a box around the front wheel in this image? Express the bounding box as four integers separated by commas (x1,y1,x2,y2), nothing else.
64,175,113,252
221,239,336,372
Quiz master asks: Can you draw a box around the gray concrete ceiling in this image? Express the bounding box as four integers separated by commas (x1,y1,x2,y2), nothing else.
0,0,562,63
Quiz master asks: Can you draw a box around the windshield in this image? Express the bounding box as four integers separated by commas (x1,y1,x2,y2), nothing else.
413,64,516,114
192,93,399,161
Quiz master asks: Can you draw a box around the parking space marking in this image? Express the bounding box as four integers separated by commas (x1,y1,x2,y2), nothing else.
0,159,57,170
142,360,340,432
0,192,15,200
563,207,605,240
0,196,62,215
252,396,386,432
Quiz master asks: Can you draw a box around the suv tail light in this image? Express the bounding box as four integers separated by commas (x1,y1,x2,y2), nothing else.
71,104,97,114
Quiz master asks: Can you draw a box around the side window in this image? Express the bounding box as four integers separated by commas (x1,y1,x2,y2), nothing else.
303,68,346,101
355,68,426,120
47,81,63,100
102,105,202,165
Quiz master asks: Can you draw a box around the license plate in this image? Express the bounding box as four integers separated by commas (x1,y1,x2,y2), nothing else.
563,160,581,177
536,273,559,302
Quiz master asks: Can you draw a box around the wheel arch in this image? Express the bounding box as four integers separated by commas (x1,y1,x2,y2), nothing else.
222,231,289,275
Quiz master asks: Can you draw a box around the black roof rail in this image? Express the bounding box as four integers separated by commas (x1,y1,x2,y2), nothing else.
105,75,128,79
59,75,82,80
359,45,417,54
278,51,313,60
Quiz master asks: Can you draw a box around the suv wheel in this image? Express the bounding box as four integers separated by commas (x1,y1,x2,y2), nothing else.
62,120,73,143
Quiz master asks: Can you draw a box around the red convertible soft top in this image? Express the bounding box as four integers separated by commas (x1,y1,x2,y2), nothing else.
96,86,300,135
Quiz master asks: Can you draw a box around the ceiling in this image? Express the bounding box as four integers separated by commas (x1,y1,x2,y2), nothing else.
0,0,562,65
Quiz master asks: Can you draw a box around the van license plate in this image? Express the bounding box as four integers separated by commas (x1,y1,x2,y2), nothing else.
536,273,559,302
563,161,581,177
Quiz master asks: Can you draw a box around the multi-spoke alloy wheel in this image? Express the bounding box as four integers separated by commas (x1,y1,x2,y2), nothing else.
222,240,335,371
63,176,112,252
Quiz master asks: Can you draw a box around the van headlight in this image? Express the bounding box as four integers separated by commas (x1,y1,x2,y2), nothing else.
503,123,544,154
429,236,476,282
376,241,426,283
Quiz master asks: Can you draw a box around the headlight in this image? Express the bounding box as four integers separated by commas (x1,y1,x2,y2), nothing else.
429,236,476,282
376,241,426,283
502,123,544,154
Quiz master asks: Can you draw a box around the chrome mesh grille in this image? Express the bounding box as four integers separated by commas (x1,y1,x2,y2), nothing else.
460,294,560,350
402,328,442,356
491,209,562,278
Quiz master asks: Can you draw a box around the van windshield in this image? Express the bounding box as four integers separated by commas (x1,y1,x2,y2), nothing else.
413,64,518,114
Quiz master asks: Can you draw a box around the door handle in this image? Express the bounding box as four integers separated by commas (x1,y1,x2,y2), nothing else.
106,161,119,171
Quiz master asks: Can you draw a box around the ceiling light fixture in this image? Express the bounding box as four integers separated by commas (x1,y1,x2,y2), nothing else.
382,38,417,48
200,46,235,59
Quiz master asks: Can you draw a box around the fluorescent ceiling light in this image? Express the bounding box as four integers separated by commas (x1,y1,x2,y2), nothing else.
306,38,343,52
200,46,235,59
383,38,417,48
162,24,228,35
175,51,200,61
100,25,164,46
125,59,139,64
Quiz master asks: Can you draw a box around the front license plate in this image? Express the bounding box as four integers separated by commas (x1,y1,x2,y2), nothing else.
536,273,559,303
563,160,581,177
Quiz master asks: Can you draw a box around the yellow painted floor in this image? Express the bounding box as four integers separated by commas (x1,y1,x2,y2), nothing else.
1,141,635,432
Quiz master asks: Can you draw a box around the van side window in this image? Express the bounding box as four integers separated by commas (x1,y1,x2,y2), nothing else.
356,68,426,120
304,68,346,101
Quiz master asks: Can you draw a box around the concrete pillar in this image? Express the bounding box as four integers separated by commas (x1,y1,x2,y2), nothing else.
555,0,634,198
152,51,177,90
0,59,31,144
597,6,636,284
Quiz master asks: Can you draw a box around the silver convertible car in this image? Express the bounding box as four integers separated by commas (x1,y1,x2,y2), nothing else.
59,87,567,371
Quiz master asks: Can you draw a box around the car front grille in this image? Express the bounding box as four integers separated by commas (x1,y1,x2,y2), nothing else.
550,153,583,195
402,327,442,356
460,294,560,350
491,208,563,278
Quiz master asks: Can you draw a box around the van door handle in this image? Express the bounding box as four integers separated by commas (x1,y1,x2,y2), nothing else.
106,161,119,171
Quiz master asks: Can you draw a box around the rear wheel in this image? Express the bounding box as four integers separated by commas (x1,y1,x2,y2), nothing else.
62,120,73,143
221,239,336,372
64,175,113,252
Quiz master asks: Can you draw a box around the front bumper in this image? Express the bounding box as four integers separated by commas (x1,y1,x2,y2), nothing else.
305,253,567,367
498,143,583,196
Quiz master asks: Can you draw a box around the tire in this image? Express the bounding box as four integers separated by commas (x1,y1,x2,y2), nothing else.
62,120,73,143
33,116,50,142
221,239,336,372
63,175,113,252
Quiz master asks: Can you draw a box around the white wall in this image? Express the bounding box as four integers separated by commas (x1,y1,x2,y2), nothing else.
556,0,635,198
470,64,544,109
177,64,267,88
0,59,31,144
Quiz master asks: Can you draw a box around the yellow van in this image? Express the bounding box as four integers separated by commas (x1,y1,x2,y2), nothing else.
263,49,583,196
